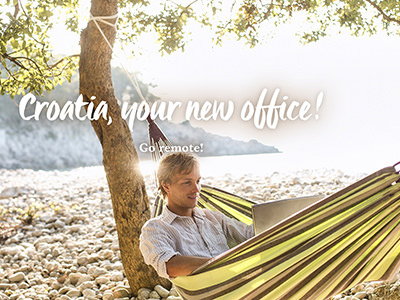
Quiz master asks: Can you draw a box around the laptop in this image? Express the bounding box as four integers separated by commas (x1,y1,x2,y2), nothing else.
252,194,324,235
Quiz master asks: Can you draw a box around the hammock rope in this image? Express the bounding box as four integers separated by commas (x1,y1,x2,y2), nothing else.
89,12,148,104
89,12,172,191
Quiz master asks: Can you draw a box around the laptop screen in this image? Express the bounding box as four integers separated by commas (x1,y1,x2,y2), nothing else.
252,195,324,235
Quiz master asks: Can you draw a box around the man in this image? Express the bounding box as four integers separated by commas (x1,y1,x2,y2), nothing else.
139,152,254,279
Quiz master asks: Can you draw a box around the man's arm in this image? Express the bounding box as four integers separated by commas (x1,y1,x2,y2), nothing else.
166,255,211,278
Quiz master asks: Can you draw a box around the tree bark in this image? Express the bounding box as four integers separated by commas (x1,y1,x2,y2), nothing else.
79,0,170,294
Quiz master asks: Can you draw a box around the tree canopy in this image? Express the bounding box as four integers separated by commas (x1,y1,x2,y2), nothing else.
1,0,399,98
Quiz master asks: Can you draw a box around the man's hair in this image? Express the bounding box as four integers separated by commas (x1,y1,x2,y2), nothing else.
157,152,199,197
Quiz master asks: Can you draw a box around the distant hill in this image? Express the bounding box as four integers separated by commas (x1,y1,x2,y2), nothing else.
154,120,279,157
0,98,279,170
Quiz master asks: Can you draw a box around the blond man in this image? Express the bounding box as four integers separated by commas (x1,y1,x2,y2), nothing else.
140,152,254,279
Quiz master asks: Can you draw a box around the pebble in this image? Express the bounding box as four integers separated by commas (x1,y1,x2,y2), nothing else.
66,288,81,297
95,276,110,285
149,291,160,299
77,255,89,266
137,288,151,300
8,272,26,283
0,284,11,290
82,288,96,297
113,286,132,298
96,230,106,238
103,291,114,300
110,272,124,282
154,285,169,298
68,273,82,285
353,291,367,299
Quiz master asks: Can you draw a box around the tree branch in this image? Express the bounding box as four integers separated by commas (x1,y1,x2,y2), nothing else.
185,0,200,10
4,1,20,34
364,0,400,26
47,54,80,70
14,1,20,18
11,56,43,75
1,60,19,81
1,53,28,70
262,1,274,20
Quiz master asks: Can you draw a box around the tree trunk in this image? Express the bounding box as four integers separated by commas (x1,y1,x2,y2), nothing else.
79,0,170,294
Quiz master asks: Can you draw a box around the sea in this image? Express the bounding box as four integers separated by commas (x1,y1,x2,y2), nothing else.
138,150,400,178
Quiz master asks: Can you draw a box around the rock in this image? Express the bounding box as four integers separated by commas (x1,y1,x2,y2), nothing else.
65,215,73,225
77,266,88,274
80,281,96,291
59,286,70,294
351,284,364,294
112,262,123,271
103,291,114,300
68,273,82,285
77,274,92,285
154,285,169,298
77,255,89,266
95,230,106,238
51,281,62,290
53,220,65,229
68,225,82,234
59,295,72,300
137,288,151,300
365,287,374,293
149,290,161,299
88,266,107,278
0,186,27,199
45,262,59,272
88,254,99,263
99,249,113,260
113,286,132,298
0,284,11,290
1,246,24,256
166,297,181,300
110,243,119,252
48,290,58,298
8,272,26,283
18,282,29,289
57,273,68,284
168,287,179,297
66,288,82,297
354,291,367,299
110,272,124,282
9,294,20,300
82,288,96,297
42,247,52,255
95,276,110,285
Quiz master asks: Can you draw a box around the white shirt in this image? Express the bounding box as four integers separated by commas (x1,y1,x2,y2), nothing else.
139,206,254,278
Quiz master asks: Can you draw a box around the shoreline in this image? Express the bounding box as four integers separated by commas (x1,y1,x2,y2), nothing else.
0,166,398,300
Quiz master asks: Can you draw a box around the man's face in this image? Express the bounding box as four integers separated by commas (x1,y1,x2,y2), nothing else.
163,163,201,217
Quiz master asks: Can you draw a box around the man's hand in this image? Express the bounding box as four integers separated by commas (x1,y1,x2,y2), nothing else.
166,255,211,278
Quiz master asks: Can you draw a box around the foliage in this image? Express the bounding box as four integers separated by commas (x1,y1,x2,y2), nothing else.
0,0,80,98
1,0,399,98
18,66,158,105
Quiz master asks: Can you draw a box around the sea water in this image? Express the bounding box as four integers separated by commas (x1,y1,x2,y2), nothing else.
139,149,400,178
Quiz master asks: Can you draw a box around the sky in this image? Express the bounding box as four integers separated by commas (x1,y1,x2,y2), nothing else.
47,3,400,171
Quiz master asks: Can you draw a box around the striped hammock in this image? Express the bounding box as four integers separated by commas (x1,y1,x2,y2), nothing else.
155,165,400,300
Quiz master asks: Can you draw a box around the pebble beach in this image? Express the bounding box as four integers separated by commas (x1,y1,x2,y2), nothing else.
0,166,399,300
